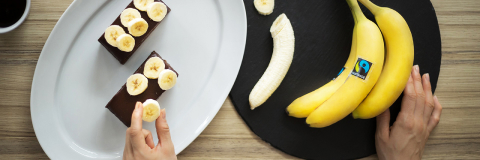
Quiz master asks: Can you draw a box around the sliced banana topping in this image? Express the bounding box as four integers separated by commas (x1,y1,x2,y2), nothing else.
104,25,126,47
144,57,165,79
146,2,167,22
254,0,274,16
142,99,161,122
120,8,141,27
126,74,149,96
116,34,135,52
158,69,177,90
134,0,154,11
128,18,149,37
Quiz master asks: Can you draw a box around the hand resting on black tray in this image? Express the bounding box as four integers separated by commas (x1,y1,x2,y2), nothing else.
375,65,442,160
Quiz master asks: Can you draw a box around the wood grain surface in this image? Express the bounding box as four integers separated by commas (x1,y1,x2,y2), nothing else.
0,0,479,159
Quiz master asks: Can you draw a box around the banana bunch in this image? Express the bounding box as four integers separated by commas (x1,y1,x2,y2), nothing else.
103,0,168,52
285,0,414,128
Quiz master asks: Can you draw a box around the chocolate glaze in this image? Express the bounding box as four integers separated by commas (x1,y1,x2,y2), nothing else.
106,51,178,127
98,0,171,64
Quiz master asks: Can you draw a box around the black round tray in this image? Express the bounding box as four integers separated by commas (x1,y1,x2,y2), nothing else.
230,0,442,159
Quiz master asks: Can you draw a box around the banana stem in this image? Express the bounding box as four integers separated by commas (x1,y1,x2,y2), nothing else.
346,0,367,22
358,0,382,15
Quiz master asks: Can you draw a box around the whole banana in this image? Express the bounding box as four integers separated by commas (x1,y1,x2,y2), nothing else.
306,0,384,128
352,0,414,119
286,22,358,118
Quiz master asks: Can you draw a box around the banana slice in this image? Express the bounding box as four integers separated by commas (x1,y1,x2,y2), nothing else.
142,99,161,122
254,0,274,16
120,8,141,27
144,57,165,79
104,25,126,47
158,69,177,90
126,73,148,96
134,0,154,11
128,18,149,37
116,34,135,52
146,2,167,22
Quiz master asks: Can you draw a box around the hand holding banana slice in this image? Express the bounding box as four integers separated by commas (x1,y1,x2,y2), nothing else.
127,73,149,96
134,0,154,11
158,69,177,90
116,34,135,52
147,2,167,22
144,57,165,79
104,25,126,47
254,0,274,16
120,8,141,27
128,18,149,37
142,99,161,122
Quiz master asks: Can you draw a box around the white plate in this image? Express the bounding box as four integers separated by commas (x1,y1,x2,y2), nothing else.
30,0,246,159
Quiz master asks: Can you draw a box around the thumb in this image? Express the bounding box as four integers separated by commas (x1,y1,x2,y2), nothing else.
376,108,390,141
156,109,174,148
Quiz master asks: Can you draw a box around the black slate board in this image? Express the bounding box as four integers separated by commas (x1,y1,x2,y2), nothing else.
230,0,442,159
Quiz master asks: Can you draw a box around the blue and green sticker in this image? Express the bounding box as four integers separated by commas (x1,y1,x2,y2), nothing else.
351,58,372,80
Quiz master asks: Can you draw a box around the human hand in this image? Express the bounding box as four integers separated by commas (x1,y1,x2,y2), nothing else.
123,102,177,160
375,65,442,160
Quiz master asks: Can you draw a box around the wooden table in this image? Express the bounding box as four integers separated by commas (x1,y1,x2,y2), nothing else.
0,0,478,159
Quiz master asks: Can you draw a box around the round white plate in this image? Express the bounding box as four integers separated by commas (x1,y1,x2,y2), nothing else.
30,0,246,159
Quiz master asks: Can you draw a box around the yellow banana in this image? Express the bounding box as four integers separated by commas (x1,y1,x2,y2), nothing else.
352,0,414,119
286,23,358,118
306,0,384,128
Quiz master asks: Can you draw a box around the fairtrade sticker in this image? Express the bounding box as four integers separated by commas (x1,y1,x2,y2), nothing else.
351,58,372,80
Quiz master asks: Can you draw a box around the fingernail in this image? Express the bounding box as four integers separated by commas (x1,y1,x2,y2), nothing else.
414,65,419,72
434,95,438,101
162,109,166,119
425,73,430,81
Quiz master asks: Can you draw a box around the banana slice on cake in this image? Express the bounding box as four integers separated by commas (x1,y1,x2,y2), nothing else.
116,34,135,52
120,8,141,27
126,74,148,96
146,2,167,22
142,99,161,122
158,69,177,90
254,0,274,16
128,18,149,37
144,57,165,79
104,25,126,47
134,0,154,11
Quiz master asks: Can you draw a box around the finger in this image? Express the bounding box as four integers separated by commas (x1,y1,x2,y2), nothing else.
398,69,416,119
155,109,174,149
422,73,435,123
427,96,442,133
130,102,144,131
142,129,155,149
412,65,425,120
376,108,391,141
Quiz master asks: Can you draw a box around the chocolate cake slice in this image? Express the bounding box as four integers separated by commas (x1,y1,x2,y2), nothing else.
106,51,178,126
99,0,171,64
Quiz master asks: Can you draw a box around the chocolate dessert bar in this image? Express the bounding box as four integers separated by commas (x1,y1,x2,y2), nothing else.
106,51,178,126
98,0,171,64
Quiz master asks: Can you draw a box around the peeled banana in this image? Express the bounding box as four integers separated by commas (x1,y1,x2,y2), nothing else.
134,0,154,11
144,57,165,79
126,73,149,96
249,13,295,110
158,69,177,90
128,18,149,37
120,8,141,27
352,0,414,119
142,99,161,122
306,0,384,128
254,0,274,16
147,2,167,22
104,25,126,47
116,34,135,52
